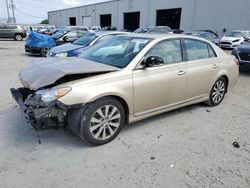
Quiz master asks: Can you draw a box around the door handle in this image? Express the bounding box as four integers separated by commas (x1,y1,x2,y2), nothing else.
212,64,219,69
177,70,186,75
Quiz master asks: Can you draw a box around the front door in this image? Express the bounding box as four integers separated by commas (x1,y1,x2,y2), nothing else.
133,39,187,116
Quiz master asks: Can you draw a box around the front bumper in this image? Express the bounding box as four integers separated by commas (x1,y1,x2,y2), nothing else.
10,88,68,130
25,45,42,55
219,42,241,49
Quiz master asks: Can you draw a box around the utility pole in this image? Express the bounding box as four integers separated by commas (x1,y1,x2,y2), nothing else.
5,0,10,23
10,0,16,23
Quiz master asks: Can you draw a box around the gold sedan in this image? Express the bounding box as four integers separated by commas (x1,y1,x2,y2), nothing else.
11,34,239,146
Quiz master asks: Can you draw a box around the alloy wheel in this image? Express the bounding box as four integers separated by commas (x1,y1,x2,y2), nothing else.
211,80,225,104
15,34,22,41
89,105,121,141
42,47,50,57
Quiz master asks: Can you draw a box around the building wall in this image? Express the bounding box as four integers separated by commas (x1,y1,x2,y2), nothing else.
48,0,250,36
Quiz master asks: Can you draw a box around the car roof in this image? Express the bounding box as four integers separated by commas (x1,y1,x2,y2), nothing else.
184,31,206,34
94,31,129,36
117,33,216,42
231,30,250,32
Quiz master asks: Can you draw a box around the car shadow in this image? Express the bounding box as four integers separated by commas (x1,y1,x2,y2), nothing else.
6,102,209,148
122,103,206,133
239,70,250,76
23,53,43,58
3,105,89,148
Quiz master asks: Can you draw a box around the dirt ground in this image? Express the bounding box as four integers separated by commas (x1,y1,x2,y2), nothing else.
0,40,250,188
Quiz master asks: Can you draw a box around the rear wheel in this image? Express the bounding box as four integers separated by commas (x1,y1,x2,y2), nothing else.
68,97,125,146
207,77,227,106
41,47,50,57
14,34,23,41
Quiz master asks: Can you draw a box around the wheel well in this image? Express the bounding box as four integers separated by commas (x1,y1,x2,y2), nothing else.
108,95,130,124
221,75,229,93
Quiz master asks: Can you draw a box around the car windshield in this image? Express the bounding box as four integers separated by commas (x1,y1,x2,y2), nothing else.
134,28,149,33
226,31,244,37
79,36,152,68
72,33,99,46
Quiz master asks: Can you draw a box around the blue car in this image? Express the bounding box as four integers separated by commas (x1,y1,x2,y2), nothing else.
25,31,56,57
48,31,128,58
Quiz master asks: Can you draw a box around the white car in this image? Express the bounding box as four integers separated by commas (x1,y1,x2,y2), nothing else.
219,30,250,49
90,26,101,32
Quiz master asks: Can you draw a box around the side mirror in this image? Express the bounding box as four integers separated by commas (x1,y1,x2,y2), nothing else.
63,36,68,42
144,56,164,68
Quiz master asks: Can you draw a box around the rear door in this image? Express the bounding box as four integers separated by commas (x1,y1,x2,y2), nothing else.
184,39,220,99
0,24,7,38
6,25,17,38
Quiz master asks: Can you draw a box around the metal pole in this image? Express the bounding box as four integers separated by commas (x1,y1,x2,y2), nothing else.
10,0,16,23
5,0,10,22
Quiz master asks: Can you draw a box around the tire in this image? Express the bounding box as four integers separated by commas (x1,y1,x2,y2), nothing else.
67,97,125,146
206,77,227,106
41,47,50,57
14,34,23,41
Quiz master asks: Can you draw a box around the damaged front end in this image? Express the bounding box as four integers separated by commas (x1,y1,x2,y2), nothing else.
10,87,73,130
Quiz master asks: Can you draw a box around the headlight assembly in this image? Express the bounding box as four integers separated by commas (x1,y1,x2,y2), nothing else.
36,87,71,103
232,39,240,42
55,52,68,58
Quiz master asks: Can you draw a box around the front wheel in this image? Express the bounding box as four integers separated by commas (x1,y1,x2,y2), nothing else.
69,97,125,146
207,77,227,106
41,47,50,57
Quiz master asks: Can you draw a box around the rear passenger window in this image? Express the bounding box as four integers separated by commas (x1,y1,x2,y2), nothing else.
185,40,214,61
146,39,183,64
208,45,216,58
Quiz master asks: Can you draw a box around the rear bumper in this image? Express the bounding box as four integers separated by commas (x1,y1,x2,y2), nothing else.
21,32,27,38
25,45,42,55
10,88,68,130
239,61,250,71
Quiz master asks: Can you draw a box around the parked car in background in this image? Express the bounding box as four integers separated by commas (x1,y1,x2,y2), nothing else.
232,39,250,70
0,24,27,41
25,31,56,57
172,29,184,34
101,26,117,31
40,26,56,35
53,30,88,46
48,31,128,57
52,26,89,40
12,34,238,146
219,30,250,49
184,31,219,44
90,26,101,31
134,26,171,34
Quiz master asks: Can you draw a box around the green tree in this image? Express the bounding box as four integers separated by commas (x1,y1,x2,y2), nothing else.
40,19,48,24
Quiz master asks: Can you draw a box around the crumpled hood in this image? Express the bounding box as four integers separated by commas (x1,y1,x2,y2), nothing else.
221,36,242,42
49,43,83,54
19,58,120,90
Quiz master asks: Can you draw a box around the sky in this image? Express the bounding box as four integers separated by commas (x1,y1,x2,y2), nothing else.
0,0,110,24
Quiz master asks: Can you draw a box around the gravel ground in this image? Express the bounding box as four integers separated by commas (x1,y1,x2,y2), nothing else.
0,40,250,188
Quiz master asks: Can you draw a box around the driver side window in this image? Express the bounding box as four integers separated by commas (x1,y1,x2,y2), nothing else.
145,39,183,64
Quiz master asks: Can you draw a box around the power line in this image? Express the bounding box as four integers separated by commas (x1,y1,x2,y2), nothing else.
15,9,47,19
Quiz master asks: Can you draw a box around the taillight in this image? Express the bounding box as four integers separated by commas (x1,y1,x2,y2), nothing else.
234,58,240,66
